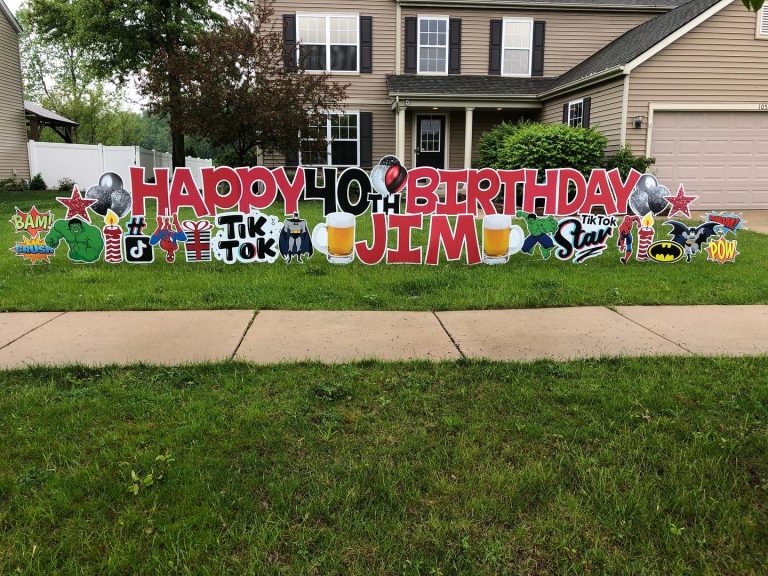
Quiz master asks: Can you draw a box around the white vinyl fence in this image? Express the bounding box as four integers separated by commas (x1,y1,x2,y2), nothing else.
27,141,212,190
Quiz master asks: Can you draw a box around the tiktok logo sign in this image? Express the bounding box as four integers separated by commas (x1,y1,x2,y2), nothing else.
124,216,154,264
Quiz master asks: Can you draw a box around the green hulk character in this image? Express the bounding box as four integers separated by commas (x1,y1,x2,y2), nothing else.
516,211,559,259
45,218,104,263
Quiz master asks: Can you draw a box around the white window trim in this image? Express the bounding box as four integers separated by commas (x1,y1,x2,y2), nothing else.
567,98,584,128
300,111,361,168
417,15,450,75
501,18,533,78
296,13,360,74
756,5,768,39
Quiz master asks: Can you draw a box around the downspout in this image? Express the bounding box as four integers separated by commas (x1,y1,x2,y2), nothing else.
619,73,630,148
396,0,402,74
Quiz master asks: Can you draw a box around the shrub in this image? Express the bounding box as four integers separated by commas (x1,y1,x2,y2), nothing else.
29,173,47,191
0,177,26,192
476,120,532,168
605,145,655,178
495,122,607,177
57,177,76,192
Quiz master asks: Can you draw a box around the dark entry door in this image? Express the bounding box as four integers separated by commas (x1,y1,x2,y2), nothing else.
415,115,446,169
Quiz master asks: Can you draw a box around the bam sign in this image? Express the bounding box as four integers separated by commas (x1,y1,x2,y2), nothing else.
10,158,746,266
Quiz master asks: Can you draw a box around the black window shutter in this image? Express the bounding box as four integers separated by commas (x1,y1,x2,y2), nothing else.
360,112,373,168
489,19,502,75
283,14,297,71
405,17,417,73
360,17,373,73
582,97,592,128
286,148,299,167
562,102,569,124
449,18,462,75
532,21,545,77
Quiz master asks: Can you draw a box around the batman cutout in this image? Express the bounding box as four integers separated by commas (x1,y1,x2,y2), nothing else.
664,220,719,263
279,212,313,263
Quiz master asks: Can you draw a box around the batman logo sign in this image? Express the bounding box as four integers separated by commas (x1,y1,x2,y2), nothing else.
648,241,684,263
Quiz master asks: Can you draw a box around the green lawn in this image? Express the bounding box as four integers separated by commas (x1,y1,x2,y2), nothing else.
2,190,765,311
0,357,766,574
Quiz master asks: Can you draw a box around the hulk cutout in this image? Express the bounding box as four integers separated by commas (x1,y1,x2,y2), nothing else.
45,218,104,263
516,211,559,259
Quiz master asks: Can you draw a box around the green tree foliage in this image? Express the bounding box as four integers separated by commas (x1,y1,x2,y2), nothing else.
492,123,608,177
605,145,656,178
476,120,532,169
141,1,346,166
18,6,143,146
24,0,244,166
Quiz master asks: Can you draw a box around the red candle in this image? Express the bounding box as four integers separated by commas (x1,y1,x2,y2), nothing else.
103,210,123,263
636,213,655,261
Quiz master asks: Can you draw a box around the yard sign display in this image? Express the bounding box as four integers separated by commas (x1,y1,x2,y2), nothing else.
10,157,745,266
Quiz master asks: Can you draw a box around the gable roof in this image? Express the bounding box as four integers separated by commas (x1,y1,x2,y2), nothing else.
547,0,728,92
25,101,79,127
0,0,22,33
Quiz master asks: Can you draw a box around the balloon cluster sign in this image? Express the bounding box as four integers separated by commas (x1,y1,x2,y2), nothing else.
10,157,745,266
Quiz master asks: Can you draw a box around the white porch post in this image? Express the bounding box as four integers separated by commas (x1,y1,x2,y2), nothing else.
396,103,407,163
464,107,475,169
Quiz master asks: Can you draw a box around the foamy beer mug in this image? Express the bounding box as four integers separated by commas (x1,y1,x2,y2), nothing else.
482,214,525,265
312,212,356,264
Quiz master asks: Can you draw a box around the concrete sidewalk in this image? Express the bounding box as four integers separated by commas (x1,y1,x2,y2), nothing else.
0,305,766,369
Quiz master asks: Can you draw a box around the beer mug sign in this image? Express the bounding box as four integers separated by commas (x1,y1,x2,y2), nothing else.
312,212,356,264
483,215,525,265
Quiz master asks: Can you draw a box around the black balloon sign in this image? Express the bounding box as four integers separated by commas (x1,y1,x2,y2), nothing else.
628,174,670,217
86,172,132,218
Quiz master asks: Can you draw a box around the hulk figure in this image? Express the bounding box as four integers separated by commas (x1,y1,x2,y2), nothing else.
516,211,559,259
45,218,104,263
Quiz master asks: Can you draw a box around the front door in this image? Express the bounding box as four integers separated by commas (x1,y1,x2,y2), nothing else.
415,114,446,169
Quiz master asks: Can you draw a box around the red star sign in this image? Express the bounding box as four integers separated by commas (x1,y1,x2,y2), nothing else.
665,184,698,219
56,185,96,222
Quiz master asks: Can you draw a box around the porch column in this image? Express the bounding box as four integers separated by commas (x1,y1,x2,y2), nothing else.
464,107,475,169
396,103,407,163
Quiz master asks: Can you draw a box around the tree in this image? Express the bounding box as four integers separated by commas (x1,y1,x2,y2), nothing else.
140,0,347,166
19,4,145,146
25,0,242,167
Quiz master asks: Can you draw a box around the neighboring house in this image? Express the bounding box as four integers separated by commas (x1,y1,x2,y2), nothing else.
0,0,30,181
276,0,768,209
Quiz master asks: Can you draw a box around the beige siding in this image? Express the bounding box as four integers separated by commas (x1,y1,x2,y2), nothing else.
402,7,654,77
541,77,626,153
626,0,768,154
0,13,30,179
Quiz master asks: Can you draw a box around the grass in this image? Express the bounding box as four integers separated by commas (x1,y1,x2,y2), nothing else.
2,190,765,311
0,357,766,574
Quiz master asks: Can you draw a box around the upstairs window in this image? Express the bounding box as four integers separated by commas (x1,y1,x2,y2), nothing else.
418,17,449,73
297,14,359,72
758,5,768,38
567,98,584,127
502,19,533,76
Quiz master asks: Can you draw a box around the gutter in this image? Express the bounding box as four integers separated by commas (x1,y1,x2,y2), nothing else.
388,92,541,100
538,66,625,99
396,0,672,12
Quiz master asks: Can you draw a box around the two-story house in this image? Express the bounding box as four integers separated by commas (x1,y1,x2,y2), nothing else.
277,0,768,209
0,0,30,180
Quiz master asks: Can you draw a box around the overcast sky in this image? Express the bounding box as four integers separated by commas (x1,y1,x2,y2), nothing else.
6,0,21,15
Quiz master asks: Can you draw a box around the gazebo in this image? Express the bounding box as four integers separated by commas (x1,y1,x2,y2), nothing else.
25,101,78,143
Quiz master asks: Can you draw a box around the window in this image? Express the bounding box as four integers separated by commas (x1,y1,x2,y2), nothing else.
567,99,584,128
300,113,359,166
419,118,441,152
418,17,449,73
297,14,359,72
758,6,768,38
502,19,533,76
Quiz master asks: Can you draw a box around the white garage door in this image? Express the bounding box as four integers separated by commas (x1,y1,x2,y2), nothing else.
651,111,768,209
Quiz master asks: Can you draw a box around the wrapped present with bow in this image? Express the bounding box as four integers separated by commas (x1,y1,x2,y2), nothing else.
181,220,214,262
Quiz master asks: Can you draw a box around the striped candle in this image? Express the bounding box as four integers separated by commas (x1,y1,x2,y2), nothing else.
103,210,123,263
